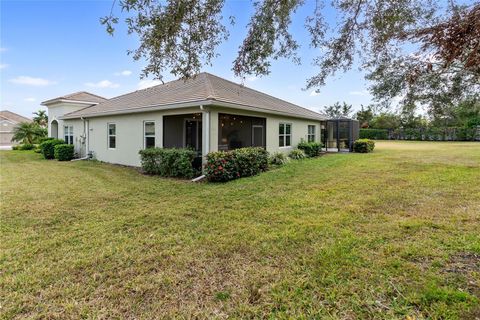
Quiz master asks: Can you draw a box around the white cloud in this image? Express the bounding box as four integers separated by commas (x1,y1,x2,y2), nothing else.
247,76,258,82
9,76,56,86
85,80,120,88
24,97,36,102
0,64,8,69
114,70,132,76
137,79,162,90
310,90,320,97
349,90,369,96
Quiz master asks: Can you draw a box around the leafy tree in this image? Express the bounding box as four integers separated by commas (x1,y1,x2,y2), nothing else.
429,98,480,128
33,110,48,128
11,122,47,144
355,105,375,128
101,0,479,112
370,113,401,130
322,102,352,118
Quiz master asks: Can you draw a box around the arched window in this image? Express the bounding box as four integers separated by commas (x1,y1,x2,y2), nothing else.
50,120,58,138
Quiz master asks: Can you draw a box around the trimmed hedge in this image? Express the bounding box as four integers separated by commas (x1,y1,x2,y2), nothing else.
40,139,65,159
54,144,74,161
139,148,197,178
205,147,269,182
353,139,375,153
359,129,389,140
297,140,322,157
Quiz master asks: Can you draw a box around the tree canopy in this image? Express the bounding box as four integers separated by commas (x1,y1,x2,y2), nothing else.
322,102,353,118
102,0,479,112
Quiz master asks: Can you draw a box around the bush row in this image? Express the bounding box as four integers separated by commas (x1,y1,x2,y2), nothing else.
359,129,389,140
12,143,35,150
139,148,197,178
205,147,268,182
353,139,375,153
360,127,480,141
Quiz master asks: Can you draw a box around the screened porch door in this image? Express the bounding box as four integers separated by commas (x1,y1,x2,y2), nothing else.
252,125,264,148
185,119,202,153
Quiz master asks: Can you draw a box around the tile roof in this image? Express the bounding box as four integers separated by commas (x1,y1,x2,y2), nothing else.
41,91,107,105
62,73,325,120
0,110,32,123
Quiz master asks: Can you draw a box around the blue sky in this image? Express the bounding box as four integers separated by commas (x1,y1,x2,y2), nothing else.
1,0,373,118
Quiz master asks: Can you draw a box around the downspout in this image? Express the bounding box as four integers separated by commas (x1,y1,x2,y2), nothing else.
73,117,90,161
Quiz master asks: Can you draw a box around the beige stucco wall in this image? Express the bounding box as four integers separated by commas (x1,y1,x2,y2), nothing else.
0,120,17,146
61,104,323,167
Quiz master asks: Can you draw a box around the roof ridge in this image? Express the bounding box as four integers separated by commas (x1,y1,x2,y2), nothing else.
0,110,31,122
64,91,107,100
61,104,100,117
204,73,322,117
203,72,216,99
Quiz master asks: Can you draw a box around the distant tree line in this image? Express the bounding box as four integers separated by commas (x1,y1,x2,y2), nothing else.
322,100,480,141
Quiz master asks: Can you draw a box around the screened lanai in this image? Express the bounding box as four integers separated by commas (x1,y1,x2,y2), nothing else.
322,118,360,152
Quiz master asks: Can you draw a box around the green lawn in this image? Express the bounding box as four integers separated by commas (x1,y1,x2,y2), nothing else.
1,141,479,319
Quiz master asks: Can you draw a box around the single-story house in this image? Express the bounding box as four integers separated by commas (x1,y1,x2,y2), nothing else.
43,73,356,167
0,110,32,147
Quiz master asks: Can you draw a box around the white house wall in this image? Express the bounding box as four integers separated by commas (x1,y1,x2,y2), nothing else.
60,105,323,167
85,107,202,166
47,102,90,138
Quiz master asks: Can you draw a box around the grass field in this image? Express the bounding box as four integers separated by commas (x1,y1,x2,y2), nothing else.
1,141,479,319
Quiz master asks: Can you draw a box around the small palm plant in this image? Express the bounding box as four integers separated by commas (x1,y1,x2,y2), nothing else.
11,122,47,144
32,110,48,128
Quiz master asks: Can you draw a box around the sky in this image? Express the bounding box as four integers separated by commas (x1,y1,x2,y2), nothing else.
0,0,374,118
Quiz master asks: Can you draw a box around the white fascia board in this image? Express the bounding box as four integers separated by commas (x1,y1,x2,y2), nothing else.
41,99,100,107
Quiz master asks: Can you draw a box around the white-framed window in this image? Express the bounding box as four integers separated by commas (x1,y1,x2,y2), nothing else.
64,126,73,144
144,121,155,149
108,123,116,149
307,125,316,142
279,123,292,147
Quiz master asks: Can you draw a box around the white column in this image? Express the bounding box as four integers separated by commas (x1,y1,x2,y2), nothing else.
201,107,210,164
158,115,163,148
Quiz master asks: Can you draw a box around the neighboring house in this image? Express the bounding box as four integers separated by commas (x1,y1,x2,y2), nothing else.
0,110,32,147
42,73,329,167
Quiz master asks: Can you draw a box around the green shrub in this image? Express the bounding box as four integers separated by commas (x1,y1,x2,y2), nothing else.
205,147,269,182
139,148,197,178
359,128,389,140
40,139,65,159
38,137,55,144
289,149,306,160
205,151,238,182
353,139,375,153
297,140,322,157
18,143,34,150
54,144,74,161
269,152,289,166
233,147,269,177
12,145,19,150
34,147,42,153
